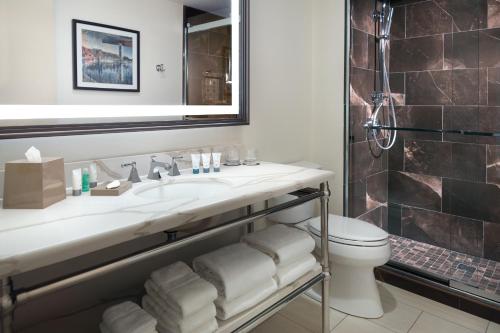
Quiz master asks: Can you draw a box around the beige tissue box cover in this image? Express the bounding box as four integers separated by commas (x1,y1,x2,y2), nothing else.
3,157,66,209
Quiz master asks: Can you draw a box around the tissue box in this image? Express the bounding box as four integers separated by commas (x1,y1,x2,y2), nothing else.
3,158,66,209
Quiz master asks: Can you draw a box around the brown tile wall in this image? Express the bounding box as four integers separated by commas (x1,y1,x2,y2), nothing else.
187,14,231,105
349,0,499,262
348,0,389,230
384,0,500,262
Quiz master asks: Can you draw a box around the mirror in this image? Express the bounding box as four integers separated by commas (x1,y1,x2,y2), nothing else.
0,0,248,138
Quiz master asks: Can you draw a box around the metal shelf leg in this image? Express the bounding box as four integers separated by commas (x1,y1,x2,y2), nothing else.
320,183,331,333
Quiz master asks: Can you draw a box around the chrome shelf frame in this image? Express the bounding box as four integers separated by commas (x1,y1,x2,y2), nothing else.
0,182,331,333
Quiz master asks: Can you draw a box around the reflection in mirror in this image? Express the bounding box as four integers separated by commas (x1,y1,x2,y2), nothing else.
185,5,232,106
0,0,233,106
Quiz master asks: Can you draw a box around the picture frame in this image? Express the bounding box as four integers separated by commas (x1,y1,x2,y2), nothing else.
72,19,140,92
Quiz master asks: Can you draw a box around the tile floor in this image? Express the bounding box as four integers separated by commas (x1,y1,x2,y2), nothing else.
252,282,500,333
390,236,500,297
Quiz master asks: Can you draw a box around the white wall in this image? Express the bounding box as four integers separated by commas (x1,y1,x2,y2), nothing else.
0,0,57,104
0,0,183,105
309,0,346,214
55,0,183,105
242,0,313,164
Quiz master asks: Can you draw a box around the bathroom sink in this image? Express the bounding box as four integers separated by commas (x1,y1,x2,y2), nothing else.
133,180,232,201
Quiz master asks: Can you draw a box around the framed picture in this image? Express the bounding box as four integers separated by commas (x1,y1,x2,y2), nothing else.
72,19,140,92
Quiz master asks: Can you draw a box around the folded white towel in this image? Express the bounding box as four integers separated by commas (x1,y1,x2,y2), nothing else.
151,262,198,293
275,254,317,288
142,295,216,333
103,307,157,333
102,301,141,328
193,243,276,301
100,322,158,333
99,323,112,333
215,279,278,320
145,278,217,317
157,318,218,333
242,224,315,266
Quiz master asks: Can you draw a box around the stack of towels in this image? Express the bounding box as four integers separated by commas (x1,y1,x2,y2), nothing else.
193,243,278,320
100,301,158,333
142,262,219,333
242,224,318,289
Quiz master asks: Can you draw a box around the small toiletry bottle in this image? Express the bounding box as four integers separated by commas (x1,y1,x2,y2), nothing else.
89,163,98,188
82,168,90,193
201,153,211,173
212,152,222,172
72,169,82,196
191,154,201,174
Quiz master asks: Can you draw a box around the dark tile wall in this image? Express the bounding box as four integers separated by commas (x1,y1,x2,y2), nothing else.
384,0,500,261
186,13,231,105
348,0,389,229
349,0,499,262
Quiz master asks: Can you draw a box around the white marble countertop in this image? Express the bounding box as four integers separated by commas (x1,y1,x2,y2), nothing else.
0,163,333,278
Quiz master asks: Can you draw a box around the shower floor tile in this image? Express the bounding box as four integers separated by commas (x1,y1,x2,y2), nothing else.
389,235,500,297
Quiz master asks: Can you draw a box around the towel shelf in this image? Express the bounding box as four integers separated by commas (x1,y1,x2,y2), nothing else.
1,183,331,333
217,268,324,333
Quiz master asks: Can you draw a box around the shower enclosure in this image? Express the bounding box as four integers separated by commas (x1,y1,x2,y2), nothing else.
345,0,500,312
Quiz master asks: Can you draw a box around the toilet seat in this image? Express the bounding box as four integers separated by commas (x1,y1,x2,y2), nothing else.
308,214,389,247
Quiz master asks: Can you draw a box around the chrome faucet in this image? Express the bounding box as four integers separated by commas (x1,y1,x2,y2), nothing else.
121,161,141,183
148,156,171,180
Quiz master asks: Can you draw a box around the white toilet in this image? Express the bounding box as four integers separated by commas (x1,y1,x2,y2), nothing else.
268,162,391,319
307,215,391,319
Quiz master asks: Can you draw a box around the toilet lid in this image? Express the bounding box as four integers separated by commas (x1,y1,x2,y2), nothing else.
308,214,389,247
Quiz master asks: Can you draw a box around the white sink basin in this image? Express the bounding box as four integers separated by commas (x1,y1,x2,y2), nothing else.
133,180,232,201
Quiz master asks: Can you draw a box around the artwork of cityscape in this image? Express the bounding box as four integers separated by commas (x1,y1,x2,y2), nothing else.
73,20,139,91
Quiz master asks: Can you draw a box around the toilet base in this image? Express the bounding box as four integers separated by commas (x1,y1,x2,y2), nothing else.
306,265,384,319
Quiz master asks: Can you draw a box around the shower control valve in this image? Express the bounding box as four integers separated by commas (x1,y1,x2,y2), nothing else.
372,9,384,22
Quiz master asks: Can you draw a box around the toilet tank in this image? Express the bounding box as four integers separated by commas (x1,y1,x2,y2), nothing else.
267,161,321,224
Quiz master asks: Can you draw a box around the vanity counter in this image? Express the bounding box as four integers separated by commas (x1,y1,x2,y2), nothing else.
0,163,333,278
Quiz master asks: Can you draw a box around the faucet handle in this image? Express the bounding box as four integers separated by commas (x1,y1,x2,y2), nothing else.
121,161,137,168
169,156,183,177
121,161,141,183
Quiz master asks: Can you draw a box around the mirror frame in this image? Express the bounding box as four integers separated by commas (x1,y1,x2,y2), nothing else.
0,0,249,140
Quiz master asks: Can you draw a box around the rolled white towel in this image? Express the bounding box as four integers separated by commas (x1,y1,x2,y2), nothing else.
275,254,318,288
242,224,315,266
215,279,278,320
142,295,217,333
157,318,218,333
193,243,276,301
102,301,141,328
145,278,217,317
151,262,198,293
103,307,157,333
